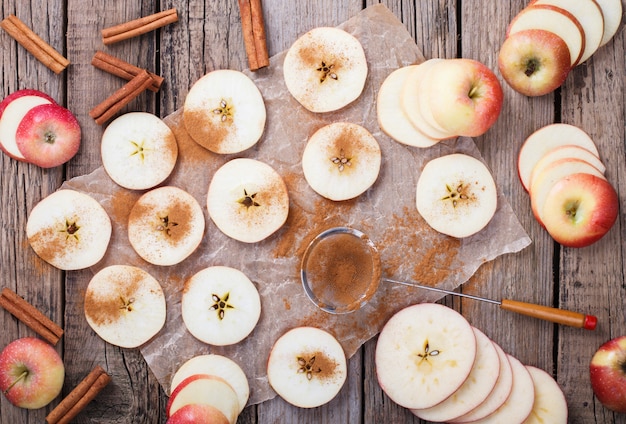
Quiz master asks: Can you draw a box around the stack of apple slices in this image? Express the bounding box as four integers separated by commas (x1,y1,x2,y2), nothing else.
0,89,81,167
498,0,622,96
375,303,568,423
518,123,619,247
377,57,503,147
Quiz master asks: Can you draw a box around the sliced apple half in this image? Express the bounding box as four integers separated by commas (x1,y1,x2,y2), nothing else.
166,374,240,424
0,94,53,161
84,265,166,348
267,326,348,408
181,266,261,347
183,69,266,154
301,122,381,201
518,123,600,191
596,0,622,46
507,5,585,66
415,153,498,238
128,186,205,266
170,354,249,412
166,403,229,424
411,327,501,422
101,112,178,190
528,144,606,190
375,303,477,409
376,65,440,148
207,158,289,243
533,0,604,64
26,189,112,270
282,26,368,113
523,365,568,424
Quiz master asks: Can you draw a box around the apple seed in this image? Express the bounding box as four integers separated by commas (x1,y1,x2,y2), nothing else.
417,341,440,364
212,99,233,122
238,189,261,209
316,61,338,83
60,219,80,241
441,183,471,208
209,293,234,320
297,355,322,380
331,149,352,172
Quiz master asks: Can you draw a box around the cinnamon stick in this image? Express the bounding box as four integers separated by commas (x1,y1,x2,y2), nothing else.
89,70,153,125
0,14,69,74
0,287,64,345
238,0,270,70
101,8,178,45
91,51,163,92
46,365,111,424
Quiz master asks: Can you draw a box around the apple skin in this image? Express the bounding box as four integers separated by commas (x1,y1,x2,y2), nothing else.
498,29,571,97
0,89,56,119
15,103,81,168
590,336,626,413
427,58,503,137
541,173,618,247
0,337,65,409
166,403,230,424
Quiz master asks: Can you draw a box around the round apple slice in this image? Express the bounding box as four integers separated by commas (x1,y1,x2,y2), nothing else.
26,189,112,270
181,266,261,346
411,327,501,422
166,374,240,424
415,153,498,238
301,122,381,201
183,69,266,154
267,326,348,408
375,303,477,410
596,0,622,46
101,112,178,190
523,366,568,423
376,65,440,148
0,94,53,161
170,354,249,412
207,158,289,243
166,403,229,424
528,144,606,190
84,265,166,348
128,186,205,266
0,89,55,118
283,26,368,113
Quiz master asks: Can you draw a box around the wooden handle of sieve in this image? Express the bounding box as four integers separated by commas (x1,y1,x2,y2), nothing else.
500,299,597,330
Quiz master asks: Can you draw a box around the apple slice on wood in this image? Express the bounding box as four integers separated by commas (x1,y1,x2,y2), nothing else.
166,403,229,424
411,327,501,422
595,0,622,46
528,144,606,190
166,374,240,424
507,5,585,66
523,366,568,423
0,94,53,161
518,123,600,191
375,303,477,409
267,326,347,408
0,89,55,118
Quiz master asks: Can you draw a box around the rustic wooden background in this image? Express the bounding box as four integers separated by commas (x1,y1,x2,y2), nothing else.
1,0,625,423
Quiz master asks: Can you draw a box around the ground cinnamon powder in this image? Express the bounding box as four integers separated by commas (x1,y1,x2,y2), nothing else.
84,267,143,326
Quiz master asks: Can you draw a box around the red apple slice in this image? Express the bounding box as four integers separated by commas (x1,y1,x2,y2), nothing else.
170,354,249,412
166,374,240,424
411,327,501,422
15,103,81,168
166,403,229,424
533,0,604,64
518,123,600,191
375,303,477,409
507,5,585,66
267,326,348,408
541,173,618,247
0,89,55,118
595,0,622,46
528,144,606,190
0,94,53,161
523,366,568,423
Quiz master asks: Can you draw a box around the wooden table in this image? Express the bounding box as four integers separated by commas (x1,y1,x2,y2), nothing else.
1,1,625,423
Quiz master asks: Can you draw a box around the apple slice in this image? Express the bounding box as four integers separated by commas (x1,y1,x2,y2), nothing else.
267,326,347,408
375,303,477,409
415,153,498,238
528,144,606,190
26,189,112,270
541,173,618,247
166,403,229,424
0,89,55,119
452,341,514,423
170,354,249,412
181,266,261,347
518,123,600,191
166,374,240,424
183,69,266,154
128,186,205,266
595,0,622,46
207,158,289,243
0,94,53,161
282,26,368,113
507,5,585,66
411,327,501,422
84,265,166,348
532,0,604,64
376,65,440,148
15,103,81,168
301,122,381,201
523,366,568,423
101,112,178,190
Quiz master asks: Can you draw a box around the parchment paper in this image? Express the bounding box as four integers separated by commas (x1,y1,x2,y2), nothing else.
63,4,531,407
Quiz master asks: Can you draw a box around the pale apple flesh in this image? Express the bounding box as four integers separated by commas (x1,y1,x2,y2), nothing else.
590,336,626,413
0,95,53,161
524,365,568,424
